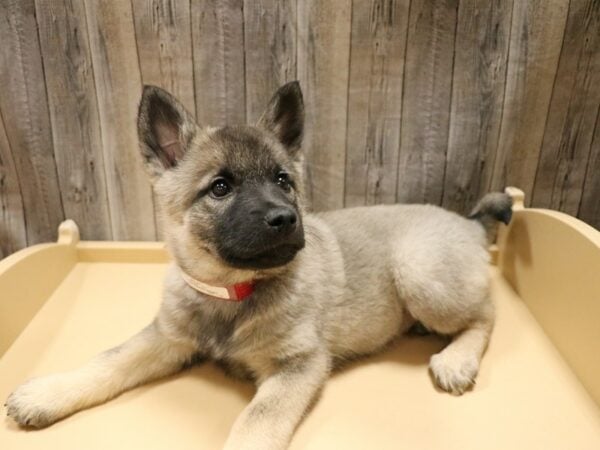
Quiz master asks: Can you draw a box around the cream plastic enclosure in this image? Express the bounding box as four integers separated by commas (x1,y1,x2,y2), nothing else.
1,188,599,450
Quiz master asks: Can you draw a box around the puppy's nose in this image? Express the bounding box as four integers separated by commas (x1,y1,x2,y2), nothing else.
264,207,297,233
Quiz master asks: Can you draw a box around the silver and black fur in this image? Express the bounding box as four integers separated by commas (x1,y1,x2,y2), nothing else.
6,82,512,450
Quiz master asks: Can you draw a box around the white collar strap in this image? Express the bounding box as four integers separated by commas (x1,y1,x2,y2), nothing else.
180,271,255,302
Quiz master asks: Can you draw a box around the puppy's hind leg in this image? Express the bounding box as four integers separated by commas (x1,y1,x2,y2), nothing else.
429,309,494,395
392,226,495,395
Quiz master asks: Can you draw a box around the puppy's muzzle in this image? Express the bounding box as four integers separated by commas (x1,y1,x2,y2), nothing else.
264,207,298,235
214,183,305,270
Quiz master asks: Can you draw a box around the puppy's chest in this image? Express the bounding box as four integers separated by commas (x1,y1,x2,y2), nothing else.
193,309,289,377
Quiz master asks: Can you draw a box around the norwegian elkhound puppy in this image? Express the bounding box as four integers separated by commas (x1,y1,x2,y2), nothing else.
6,81,511,449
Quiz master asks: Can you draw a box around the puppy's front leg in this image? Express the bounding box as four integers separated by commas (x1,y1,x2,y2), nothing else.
6,322,197,428
224,351,330,450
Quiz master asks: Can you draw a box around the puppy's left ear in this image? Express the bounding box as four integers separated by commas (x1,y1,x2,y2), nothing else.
137,85,198,179
257,81,304,154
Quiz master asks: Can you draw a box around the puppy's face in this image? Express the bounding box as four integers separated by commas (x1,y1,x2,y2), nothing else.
137,82,306,280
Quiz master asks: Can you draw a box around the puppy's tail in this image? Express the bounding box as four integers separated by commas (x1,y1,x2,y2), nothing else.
468,192,513,242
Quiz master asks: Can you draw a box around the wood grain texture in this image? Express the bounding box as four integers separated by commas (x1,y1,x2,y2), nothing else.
84,0,156,240
344,0,409,207
191,0,246,126
0,0,64,245
297,0,352,211
131,0,195,114
0,111,26,258
397,0,458,205
243,0,297,124
1,0,599,255
35,0,112,241
131,0,195,238
578,109,600,230
442,0,512,214
490,0,569,204
532,0,600,216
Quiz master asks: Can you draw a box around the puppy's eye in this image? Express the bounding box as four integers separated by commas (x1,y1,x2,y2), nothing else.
276,172,292,192
210,178,232,198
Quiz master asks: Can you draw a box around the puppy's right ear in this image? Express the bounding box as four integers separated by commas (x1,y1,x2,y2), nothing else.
137,85,197,179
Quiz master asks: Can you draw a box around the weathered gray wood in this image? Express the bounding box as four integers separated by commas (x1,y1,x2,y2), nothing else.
131,0,195,238
0,111,26,258
243,0,297,124
490,0,569,204
532,0,600,216
442,0,512,214
1,0,600,256
578,110,600,230
297,0,352,211
191,0,246,126
84,0,156,240
397,0,458,205
131,0,195,114
344,0,409,207
0,0,64,246
35,0,112,241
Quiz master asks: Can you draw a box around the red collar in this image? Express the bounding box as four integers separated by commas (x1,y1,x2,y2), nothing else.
180,270,255,302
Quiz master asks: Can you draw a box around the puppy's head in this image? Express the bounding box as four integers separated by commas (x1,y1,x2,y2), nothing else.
137,82,306,281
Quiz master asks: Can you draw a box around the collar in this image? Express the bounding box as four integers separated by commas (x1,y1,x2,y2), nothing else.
180,270,255,302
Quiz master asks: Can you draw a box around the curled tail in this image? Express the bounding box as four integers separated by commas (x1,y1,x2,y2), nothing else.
468,192,513,242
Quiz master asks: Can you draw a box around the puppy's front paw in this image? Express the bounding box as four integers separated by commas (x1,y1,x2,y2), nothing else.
429,351,479,395
6,374,77,428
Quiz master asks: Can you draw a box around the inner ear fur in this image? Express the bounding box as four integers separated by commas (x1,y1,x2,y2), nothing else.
137,85,197,177
257,81,304,153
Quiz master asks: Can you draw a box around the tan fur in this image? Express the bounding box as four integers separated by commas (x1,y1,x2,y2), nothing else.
6,83,508,449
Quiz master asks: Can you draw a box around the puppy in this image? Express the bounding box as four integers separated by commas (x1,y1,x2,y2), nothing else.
6,82,511,450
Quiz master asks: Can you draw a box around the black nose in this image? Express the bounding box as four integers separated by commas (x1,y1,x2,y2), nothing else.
265,207,297,233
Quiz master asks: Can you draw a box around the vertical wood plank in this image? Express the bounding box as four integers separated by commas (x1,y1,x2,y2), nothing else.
397,0,458,205
35,0,113,241
490,0,568,203
0,111,26,258
191,0,246,126
131,0,195,114
532,0,600,215
297,0,352,211
84,0,156,240
243,0,297,124
0,0,64,246
344,0,410,207
442,0,513,214
578,110,600,229
131,0,195,238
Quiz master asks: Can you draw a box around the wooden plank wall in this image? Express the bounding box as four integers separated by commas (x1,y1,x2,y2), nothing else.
0,0,598,257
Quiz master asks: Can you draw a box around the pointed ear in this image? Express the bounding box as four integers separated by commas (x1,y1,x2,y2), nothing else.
257,81,304,153
137,85,197,178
